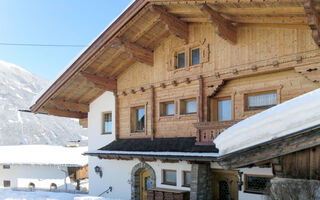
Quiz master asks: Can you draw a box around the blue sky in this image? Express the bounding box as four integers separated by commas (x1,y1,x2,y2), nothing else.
0,0,132,81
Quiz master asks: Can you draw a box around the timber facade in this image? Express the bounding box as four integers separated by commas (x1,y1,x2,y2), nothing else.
31,0,320,199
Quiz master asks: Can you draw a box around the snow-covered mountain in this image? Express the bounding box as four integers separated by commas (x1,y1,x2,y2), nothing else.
0,60,87,146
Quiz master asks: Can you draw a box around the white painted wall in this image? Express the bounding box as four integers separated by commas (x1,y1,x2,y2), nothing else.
88,91,116,196
0,164,77,190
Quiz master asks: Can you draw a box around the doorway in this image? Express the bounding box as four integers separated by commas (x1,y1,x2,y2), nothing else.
140,169,151,200
212,169,239,200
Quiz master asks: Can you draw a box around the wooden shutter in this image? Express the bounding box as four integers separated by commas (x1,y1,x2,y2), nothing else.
200,43,209,63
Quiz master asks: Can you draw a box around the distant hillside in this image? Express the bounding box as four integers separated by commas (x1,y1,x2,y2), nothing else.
0,60,87,146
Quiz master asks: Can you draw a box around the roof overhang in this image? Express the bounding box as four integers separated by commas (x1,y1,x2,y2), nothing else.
85,150,218,162
30,0,320,119
218,124,320,169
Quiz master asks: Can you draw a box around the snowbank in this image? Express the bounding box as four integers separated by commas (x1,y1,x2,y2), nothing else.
0,145,87,166
214,88,320,155
0,189,116,200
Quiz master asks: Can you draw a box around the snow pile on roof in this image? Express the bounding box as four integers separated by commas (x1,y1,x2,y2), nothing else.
0,145,87,166
0,189,116,200
214,88,320,156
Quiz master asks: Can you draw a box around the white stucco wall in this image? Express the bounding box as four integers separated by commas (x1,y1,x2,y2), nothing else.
88,91,116,196
0,164,76,190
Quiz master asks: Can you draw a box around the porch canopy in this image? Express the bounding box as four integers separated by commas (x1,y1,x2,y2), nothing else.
215,88,320,168
85,137,219,162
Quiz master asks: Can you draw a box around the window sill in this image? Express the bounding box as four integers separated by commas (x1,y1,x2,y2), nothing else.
101,132,112,135
130,131,145,134
244,190,265,195
181,184,190,188
162,182,177,186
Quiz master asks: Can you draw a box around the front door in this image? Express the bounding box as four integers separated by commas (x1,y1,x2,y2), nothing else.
140,169,151,200
212,169,239,200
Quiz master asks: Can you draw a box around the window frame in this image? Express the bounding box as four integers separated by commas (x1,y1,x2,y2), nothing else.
182,171,191,187
176,51,186,69
180,98,197,115
130,105,146,134
3,180,10,188
244,91,277,111
209,96,233,122
244,174,273,194
3,165,10,169
102,111,112,134
190,47,200,66
160,101,175,117
162,169,177,186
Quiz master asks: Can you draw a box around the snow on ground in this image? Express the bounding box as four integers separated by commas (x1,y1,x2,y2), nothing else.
214,88,320,155
0,189,117,200
0,145,87,166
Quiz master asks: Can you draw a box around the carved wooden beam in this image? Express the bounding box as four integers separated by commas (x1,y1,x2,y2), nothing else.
44,108,87,119
51,99,89,113
149,5,189,44
199,4,237,44
112,38,154,66
304,0,320,46
80,72,117,91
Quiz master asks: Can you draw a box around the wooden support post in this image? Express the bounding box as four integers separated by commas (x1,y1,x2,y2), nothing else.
150,86,155,141
114,91,119,141
51,99,89,113
199,4,237,44
44,108,87,119
80,72,117,91
113,38,154,66
198,75,203,122
304,0,320,46
149,5,189,44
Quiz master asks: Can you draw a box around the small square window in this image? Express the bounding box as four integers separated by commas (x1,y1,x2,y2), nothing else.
183,171,191,187
245,175,273,194
131,106,145,133
160,101,174,116
162,170,176,185
102,112,112,134
180,98,197,115
246,92,277,110
3,165,10,169
3,180,10,188
177,52,185,69
191,48,200,65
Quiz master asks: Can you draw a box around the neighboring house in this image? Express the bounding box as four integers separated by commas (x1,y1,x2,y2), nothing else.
214,88,320,198
0,145,88,192
30,0,320,199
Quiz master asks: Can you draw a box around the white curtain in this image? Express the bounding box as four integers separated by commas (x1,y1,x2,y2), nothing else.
248,93,277,109
218,100,232,121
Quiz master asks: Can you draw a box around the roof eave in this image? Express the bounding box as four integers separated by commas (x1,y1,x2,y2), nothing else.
30,0,148,113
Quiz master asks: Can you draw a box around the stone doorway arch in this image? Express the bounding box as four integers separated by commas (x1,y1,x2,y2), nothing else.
131,162,156,200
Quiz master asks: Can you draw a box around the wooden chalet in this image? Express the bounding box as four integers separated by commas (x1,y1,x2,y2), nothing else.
31,0,320,199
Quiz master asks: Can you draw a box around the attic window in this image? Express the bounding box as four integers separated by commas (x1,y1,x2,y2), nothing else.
131,106,145,133
177,52,185,69
191,48,200,65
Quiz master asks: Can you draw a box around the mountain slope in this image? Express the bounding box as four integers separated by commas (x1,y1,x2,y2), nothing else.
0,60,87,145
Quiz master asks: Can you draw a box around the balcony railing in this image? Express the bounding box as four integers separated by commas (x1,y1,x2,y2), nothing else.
193,120,240,145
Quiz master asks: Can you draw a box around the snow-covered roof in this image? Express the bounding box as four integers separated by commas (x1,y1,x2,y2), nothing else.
214,88,320,156
0,145,88,166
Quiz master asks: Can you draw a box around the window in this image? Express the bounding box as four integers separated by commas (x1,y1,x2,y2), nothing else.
218,98,232,121
182,171,191,187
131,106,145,133
245,175,273,194
162,170,176,185
177,52,185,69
3,180,10,188
102,112,112,134
180,98,197,115
191,48,200,65
160,101,174,116
3,165,10,169
50,183,57,190
28,182,35,190
246,92,277,110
